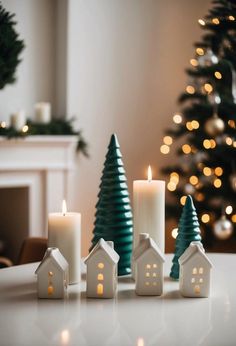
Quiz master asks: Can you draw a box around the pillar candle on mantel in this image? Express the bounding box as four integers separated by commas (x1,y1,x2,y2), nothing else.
133,166,165,252
48,200,81,284
34,102,51,123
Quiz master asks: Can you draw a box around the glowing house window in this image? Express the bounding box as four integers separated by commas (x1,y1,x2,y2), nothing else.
97,283,103,295
153,264,157,268
146,264,151,269
199,267,204,274
48,285,54,295
192,267,197,275
97,273,104,281
98,262,104,269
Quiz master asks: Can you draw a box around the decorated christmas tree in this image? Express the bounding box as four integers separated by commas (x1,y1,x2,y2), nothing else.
170,195,202,279
161,0,236,250
90,134,133,276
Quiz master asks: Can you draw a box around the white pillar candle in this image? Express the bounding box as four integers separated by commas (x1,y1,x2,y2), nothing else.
48,200,81,284
133,166,165,252
35,102,51,123
10,110,26,131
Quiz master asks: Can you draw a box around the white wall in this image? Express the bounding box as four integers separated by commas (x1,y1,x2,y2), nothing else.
67,0,211,255
0,0,56,122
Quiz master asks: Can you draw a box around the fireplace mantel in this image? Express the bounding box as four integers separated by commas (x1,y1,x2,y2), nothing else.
0,135,78,239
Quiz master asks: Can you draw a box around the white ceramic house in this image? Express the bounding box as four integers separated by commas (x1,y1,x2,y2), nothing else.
179,241,213,298
134,237,165,296
84,238,120,299
35,247,69,299
132,233,150,280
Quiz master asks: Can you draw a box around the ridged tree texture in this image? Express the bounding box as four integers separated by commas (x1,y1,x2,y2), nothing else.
170,195,202,279
90,134,133,276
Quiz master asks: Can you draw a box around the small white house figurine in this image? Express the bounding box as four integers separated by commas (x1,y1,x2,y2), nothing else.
35,247,69,299
179,241,212,298
134,237,165,296
132,233,150,279
84,238,119,299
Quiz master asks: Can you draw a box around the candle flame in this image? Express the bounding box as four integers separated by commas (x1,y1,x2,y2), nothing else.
147,165,152,182
62,200,67,215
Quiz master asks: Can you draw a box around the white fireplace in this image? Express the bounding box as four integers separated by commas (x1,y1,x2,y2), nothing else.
0,135,77,262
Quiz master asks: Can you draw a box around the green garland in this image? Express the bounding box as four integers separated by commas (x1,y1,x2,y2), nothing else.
0,118,88,156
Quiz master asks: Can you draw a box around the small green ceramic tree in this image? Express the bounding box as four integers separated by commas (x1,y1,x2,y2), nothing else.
90,134,133,276
170,195,202,279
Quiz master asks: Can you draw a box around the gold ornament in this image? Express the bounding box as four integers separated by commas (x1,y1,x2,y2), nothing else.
204,114,225,137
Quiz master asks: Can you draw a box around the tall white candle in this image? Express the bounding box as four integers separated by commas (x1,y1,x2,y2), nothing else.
10,110,26,131
48,200,81,284
133,166,165,252
35,102,51,123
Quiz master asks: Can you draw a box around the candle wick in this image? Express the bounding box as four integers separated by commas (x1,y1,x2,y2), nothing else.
63,212,66,216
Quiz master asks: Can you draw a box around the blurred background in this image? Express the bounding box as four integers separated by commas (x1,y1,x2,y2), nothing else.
2,0,228,266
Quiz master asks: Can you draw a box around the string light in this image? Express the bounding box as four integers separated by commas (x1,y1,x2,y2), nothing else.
186,85,195,94
228,120,235,128
173,114,182,124
196,193,205,202
190,58,198,67
186,122,193,131
201,213,210,223
203,167,212,176
196,47,204,56
171,228,178,239
228,15,235,21
22,125,29,133
198,19,206,26
204,83,213,93
180,196,187,205
163,136,173,145
210,139,216,148
232,214,236,223
0,121,6,128
191,120,199,129
189,175,199,185
170,172,179,183
226,137,233,145
215,167,223,176
225,206,233,215
203,139,211,149
212,18,220,25
167,182,176,191
160,144,170,154
182,144,191,154
214,178,222,188
214,71,222,79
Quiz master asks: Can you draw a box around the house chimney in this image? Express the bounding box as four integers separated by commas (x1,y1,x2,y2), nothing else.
107,241,114,249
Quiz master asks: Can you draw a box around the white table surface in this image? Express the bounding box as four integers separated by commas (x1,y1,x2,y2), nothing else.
0,254,235,346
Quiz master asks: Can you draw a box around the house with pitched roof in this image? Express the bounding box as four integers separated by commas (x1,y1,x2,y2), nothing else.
84,238,120,298
35,247,69,299
132,233,150,279
179,241,212,298
134,237,165,296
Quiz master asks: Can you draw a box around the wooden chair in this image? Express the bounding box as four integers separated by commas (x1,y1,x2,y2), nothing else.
18,237,48,265
0,256,13,268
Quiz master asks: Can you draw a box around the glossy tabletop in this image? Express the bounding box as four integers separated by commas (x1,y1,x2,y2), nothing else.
0,254,235,346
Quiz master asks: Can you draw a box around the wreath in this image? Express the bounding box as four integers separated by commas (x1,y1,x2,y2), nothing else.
0,3,24,90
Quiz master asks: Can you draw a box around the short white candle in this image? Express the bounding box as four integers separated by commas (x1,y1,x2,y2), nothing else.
10,110,26,131
48,200,81,284
35,102,51,123
133,166,165,252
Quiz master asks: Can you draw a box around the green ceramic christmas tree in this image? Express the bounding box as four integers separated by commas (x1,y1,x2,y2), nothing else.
170,195,202,279
90,134,133,276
